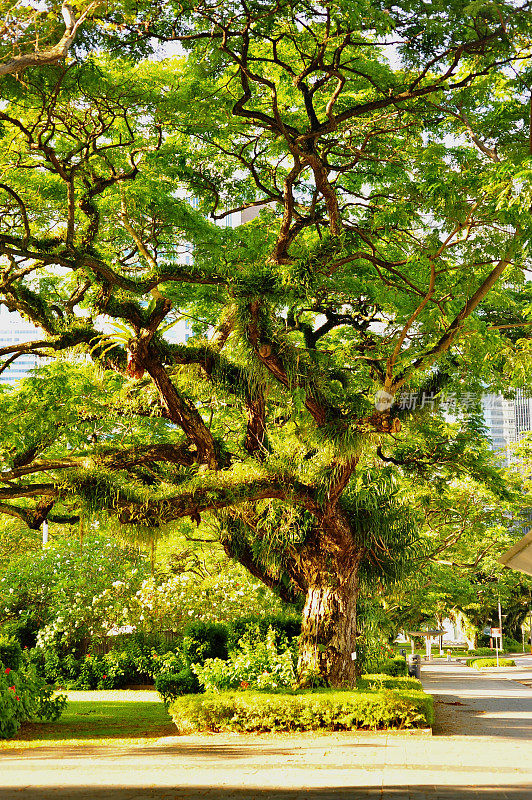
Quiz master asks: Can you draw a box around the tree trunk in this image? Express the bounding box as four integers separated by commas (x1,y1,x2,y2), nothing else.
297,569,359,688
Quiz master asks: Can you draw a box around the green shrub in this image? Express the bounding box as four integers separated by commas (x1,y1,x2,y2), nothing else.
75,654,99,689
0,635,22,671
98,650,137,689
153,650,186,677
358,674,422,691
181,622,229,666
228,615,301,650
472,647,499,657
33,683,68,723
61,653,83,683
0,618,40,651
470,658,516,669
501,636,521,653
169,687,433,733
193,627,296,692
43,647,62,683
0,658,67,739
72,651,140,689
26,626,223,691
114,633,162,680
472,646,517,657
70,633,175,689
25,647,45,676
155,668,200,704
373,656,407,677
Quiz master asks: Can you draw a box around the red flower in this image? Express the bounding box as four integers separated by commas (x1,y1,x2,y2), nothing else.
16,696,20,701
102,675,107,679
240,681,249,689
9,686,15,692
4,668,11,674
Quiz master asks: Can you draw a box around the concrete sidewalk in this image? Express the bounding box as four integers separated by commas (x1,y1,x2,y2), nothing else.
0,660,530,799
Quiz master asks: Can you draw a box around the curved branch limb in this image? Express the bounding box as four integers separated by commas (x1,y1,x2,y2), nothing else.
143,355,222,470
326,457,358,506
220,531,303,605
2,442,199,481
0,183,30,245
0,484,57,499
243,388,267,459
271,156,302,263
0,2,100,78
0,234,226,293
384,259,436,390
210,304,237,351
392,231,521,392
0,497,55,530
247,300,330,426
116,476,290,525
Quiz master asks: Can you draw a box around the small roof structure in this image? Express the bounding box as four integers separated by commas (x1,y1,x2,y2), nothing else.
499,530,532,577
406,630,444,637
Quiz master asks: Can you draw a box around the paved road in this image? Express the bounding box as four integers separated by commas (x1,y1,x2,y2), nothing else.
421,654,532,738
0,659,531,800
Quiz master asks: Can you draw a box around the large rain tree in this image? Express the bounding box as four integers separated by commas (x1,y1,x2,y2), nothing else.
1,0,532,685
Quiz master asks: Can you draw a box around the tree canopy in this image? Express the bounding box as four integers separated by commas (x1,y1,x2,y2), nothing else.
1,0,532,684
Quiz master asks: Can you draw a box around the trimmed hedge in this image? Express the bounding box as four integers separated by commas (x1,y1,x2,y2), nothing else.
169,686,433,733
471,647,501,657
470,658,516,669
471,647,517,657
495,636,521,653
358,674,422,691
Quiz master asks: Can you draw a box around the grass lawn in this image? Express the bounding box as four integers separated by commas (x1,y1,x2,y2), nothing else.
0,690,176,750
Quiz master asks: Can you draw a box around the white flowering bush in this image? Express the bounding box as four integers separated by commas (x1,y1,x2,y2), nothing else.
130,563,285,631
193,627,297,692
1,526,292,693
0,535,148,649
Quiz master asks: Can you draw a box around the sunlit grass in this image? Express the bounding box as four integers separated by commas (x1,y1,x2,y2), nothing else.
0,690,176,750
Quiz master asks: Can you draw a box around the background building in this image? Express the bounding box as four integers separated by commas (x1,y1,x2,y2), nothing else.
482,391,532,466
0,305,41,385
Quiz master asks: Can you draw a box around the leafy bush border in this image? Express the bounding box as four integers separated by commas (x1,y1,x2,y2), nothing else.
469,658,516,669
169,684,433,734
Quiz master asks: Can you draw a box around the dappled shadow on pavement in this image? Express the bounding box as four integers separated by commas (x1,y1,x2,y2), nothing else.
0,786,530,800
0,737,387,761
133,740,384,758
0,743,301,760
431,694,532,739
421,664,532,739
134,743,301,758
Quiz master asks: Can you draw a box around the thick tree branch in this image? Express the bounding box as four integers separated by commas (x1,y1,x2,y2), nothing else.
392,232,520,391
0,2,100,78
247,300,331,427
1,442,198,481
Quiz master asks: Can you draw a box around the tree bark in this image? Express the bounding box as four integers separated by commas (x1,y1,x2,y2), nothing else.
297,567,360,687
